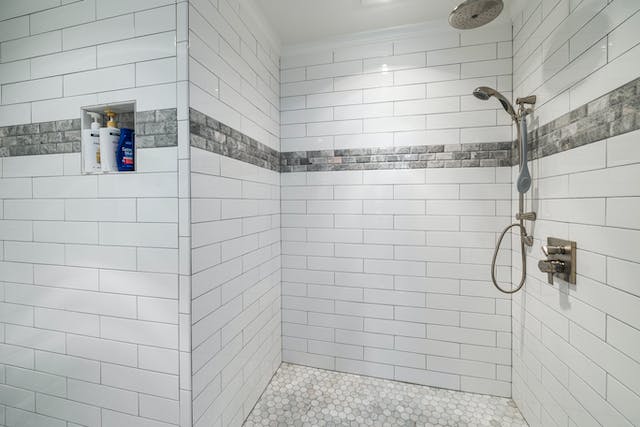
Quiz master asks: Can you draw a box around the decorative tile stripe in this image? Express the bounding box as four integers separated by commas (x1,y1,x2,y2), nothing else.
281,142,513,172
188,113,510,172
134,109,178,148
0,109,177,157
521,76,640,163
285,77,640,172
0,119,80,157
190,77,639,173
189,109,280,172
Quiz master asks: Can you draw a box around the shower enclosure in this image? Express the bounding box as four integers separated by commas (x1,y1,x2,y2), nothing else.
0,0,638,426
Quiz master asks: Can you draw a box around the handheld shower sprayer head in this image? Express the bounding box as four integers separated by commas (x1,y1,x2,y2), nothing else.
472,87,491,100
473,86,518,121
472,86,536,195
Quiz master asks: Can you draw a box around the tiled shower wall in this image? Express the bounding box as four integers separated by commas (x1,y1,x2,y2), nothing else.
0,144,182,427
0,0,180,126
281,167,513,396
279,24,518,396
189,143,281,427
280,23,512,152
187,0,282,426
188,0,280,152
512,1,640,426
0,1,189,427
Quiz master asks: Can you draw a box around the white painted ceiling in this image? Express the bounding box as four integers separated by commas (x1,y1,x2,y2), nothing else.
253,0,512,46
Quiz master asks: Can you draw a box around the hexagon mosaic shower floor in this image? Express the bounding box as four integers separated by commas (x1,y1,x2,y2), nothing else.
244,363,527,427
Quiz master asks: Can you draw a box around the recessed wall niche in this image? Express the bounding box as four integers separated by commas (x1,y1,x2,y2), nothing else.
80,101,136,174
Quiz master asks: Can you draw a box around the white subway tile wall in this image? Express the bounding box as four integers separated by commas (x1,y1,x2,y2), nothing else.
513,0,640,128
1,1,639,426
280,24,512,152
187,0,282,425
512,1,640,426
280,166,514,396
188,0,280,151
278,23,517,397
190,148,281,427
0,148,182,427
0,0,180,125
0,1,192,426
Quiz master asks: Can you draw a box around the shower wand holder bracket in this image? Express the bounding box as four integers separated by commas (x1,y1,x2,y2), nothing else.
516,211,536,221
538,237,576,285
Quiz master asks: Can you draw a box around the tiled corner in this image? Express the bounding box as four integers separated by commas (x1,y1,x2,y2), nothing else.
189,109,280,172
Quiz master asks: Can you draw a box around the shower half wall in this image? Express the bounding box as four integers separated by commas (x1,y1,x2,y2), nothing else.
187,0,283,425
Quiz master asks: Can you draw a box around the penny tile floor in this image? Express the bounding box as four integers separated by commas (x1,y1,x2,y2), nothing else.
244,363,527,426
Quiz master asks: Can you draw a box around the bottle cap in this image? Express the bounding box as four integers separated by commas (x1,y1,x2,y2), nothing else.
88,112,101,130
105,109,117,128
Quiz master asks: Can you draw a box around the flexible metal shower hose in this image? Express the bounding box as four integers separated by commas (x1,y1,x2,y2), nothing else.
491,223,527,294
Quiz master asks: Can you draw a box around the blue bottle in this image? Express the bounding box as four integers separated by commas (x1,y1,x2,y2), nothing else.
116,128,135,171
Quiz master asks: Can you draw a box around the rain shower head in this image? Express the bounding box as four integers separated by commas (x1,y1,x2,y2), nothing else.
473,86,517,121
449,0,504,30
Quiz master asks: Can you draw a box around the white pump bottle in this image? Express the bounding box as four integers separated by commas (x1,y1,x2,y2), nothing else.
99,109,120,172
82,112,102,173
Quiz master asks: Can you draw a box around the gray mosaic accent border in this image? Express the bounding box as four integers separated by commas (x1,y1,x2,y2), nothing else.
281,142,513,172
192,76,638,173
0,108,177,157
285,77,640,172
134,109,178,148
190,108,280,172
520,76,640,164
188,110,511,172
0,119,80,157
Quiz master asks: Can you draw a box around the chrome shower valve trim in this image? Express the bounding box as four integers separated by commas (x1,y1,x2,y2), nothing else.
539,237,577,285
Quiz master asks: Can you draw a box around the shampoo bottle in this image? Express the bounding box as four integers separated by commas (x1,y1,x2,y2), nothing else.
99,109,120,172
82,112,101,173
116,128,135,172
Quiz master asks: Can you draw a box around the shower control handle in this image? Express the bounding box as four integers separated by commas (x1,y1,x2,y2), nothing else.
541,244,570,256
538,260,567,274
538,237,576,285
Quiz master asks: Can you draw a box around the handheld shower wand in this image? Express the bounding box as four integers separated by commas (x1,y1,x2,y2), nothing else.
517,117,531,193
473,87,537,294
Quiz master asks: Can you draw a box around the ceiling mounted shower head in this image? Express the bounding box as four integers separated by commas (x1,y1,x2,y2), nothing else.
449,0,504,30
